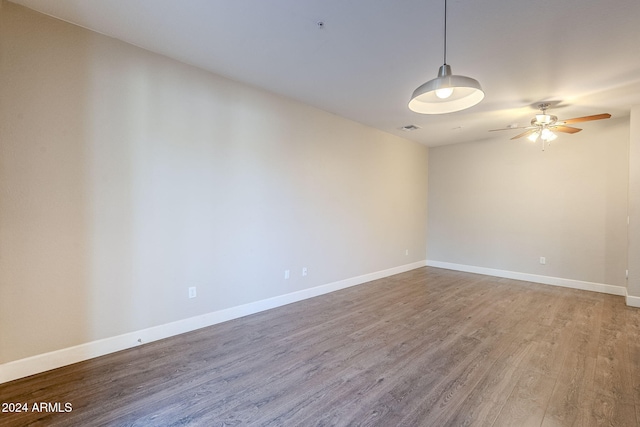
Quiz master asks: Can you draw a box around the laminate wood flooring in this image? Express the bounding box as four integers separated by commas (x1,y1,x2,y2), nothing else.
1,267,639,426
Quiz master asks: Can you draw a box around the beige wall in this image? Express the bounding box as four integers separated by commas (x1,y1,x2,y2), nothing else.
0,2,428,364
427,118,629,287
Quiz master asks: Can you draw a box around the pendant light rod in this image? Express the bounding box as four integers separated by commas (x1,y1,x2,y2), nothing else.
443,0,447,64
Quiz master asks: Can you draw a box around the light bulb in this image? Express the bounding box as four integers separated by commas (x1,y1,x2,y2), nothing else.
527,131,540,142
541,128,557,142
435,87,454,99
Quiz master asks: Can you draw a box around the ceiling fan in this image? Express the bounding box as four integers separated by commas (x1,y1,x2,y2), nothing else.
490,103,611,150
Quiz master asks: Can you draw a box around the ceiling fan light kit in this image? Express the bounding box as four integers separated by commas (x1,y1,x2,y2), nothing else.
408,0,484,114
527,128,558,151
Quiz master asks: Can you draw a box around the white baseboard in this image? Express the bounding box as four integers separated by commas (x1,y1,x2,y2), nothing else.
426,260,628,297
0,260,427,385
627,294,640,308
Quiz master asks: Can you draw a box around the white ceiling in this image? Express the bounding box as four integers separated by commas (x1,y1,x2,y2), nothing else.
10,0,640,147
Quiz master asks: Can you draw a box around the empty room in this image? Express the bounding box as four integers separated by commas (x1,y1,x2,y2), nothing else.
1,0,640,425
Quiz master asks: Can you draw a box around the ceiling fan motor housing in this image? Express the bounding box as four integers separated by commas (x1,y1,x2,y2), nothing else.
532,114,557,126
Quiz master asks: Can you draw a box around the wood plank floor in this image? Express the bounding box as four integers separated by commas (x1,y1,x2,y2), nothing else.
1,267,639,426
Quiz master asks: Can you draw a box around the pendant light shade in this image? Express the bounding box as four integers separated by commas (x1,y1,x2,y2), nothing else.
408,0,484,114
409,64,484,114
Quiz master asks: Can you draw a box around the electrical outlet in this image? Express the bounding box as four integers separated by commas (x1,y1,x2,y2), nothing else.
302,267,308,276
405,249,409,256
539,257,546,265
284,270,290,279
188,287,197,298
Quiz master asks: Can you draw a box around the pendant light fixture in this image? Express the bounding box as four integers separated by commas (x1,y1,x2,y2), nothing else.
409,0,484,114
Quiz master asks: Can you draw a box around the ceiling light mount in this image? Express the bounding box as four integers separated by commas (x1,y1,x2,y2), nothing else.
409,0,484,114
532,103,557,126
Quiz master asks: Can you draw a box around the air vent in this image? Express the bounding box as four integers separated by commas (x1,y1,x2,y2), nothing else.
400,125,420,131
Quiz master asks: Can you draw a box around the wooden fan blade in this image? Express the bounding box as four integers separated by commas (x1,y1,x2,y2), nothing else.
511,129,538,140
552,125,582,134
488,126,533,132
557,113,611,125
